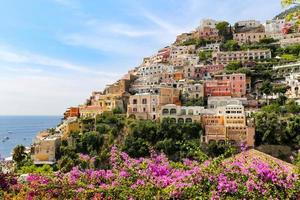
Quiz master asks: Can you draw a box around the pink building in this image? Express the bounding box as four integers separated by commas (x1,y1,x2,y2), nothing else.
194,27,221,41
204,74,247,98
194,64,224,79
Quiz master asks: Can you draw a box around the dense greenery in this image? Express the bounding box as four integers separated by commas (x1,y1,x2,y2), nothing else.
216,21,233,41
254,100,300,149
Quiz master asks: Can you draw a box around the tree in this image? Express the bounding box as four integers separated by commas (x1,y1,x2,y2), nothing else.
225,61,243,71
285,99,300,114
198,51,212,61
12,145,26,164
254,112,284,146
285,115,300,149
259,81,273,105
259,38,277,44
221,40,240,51
216,21,233,41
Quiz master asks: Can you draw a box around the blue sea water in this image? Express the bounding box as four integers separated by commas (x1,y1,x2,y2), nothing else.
0,116,61,158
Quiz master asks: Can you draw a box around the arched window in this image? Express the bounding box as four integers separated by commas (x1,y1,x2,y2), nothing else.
185,118,192,123
162,109,169,115
171,118,177,123
170,108,177,115
178,118,184,124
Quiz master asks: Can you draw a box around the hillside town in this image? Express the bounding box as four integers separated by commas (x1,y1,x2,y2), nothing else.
30,16,300,165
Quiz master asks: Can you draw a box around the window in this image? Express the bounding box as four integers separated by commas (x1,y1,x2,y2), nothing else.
133,99,137,104
162,109,169,115
178,118,184,124
142,99,147,104
133,108,137,112
170,108,177,115
186,118,192,123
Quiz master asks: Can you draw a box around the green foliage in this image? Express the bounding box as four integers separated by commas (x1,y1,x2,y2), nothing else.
180,38,212,48
254,99,300,148
221,40,240,51
112,107,123,114
182,97,204,106
285,99,300,114
198,51,212,61
259,81,273,96
18,164,53,174
259,37,277,44
12,145,26,166
225,61,243,71
123,118,202,161
216,21,233,41
281,54,298,62
262,103,281,113
254,112,284,146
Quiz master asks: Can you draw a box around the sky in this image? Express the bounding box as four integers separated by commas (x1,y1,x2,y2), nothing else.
0,0,285,115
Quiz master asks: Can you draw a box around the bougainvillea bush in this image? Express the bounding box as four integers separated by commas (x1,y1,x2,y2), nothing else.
1,147,300,200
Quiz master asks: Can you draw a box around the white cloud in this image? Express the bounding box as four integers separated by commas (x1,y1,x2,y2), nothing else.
0,46,120,77
0,73,111,115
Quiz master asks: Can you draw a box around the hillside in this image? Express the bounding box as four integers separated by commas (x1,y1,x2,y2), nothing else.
274,5,300,19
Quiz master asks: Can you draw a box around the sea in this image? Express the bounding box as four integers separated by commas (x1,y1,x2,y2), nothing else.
0,116,61,158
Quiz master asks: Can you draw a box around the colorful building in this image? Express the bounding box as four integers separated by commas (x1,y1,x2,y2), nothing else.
212,49,271,65
127,87,181,120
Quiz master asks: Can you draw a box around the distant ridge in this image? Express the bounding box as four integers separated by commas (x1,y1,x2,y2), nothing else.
274,5,300,19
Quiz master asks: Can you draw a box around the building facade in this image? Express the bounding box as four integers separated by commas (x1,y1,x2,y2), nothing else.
127,87,181,120
212,49,272,65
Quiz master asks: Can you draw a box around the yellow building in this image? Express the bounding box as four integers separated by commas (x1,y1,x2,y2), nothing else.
57,118,81,140
32,133,61,165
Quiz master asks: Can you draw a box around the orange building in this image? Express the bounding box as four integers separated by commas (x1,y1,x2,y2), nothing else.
64,107,80,119
173,71,184,81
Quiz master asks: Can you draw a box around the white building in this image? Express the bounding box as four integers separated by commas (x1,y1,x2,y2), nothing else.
137,63,174,77
199,19,220,29
265,19,285,34
199,43,220,52
285,73,300,98
236,20,261,29
207,96,246,109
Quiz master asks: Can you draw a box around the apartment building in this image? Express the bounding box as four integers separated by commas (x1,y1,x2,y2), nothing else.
194,64,224,79
207,96,246,109
63,107,80,119
179,82,204,99
79,105,103,118
137,63,174,77
236,20,261,29
127,87,180,120
194,27,220,41
148,47,171,64
212,49,272,65
233,32,268,44
198,43,221,52
199,19,220,29
202,104,254,147
214,74,247,97
160,104,216,123
265,19,286,34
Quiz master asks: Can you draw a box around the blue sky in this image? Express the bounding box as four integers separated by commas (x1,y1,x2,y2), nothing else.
0,0,284,115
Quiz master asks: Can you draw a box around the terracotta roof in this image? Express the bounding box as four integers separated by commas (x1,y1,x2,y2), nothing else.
224,149,297,173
